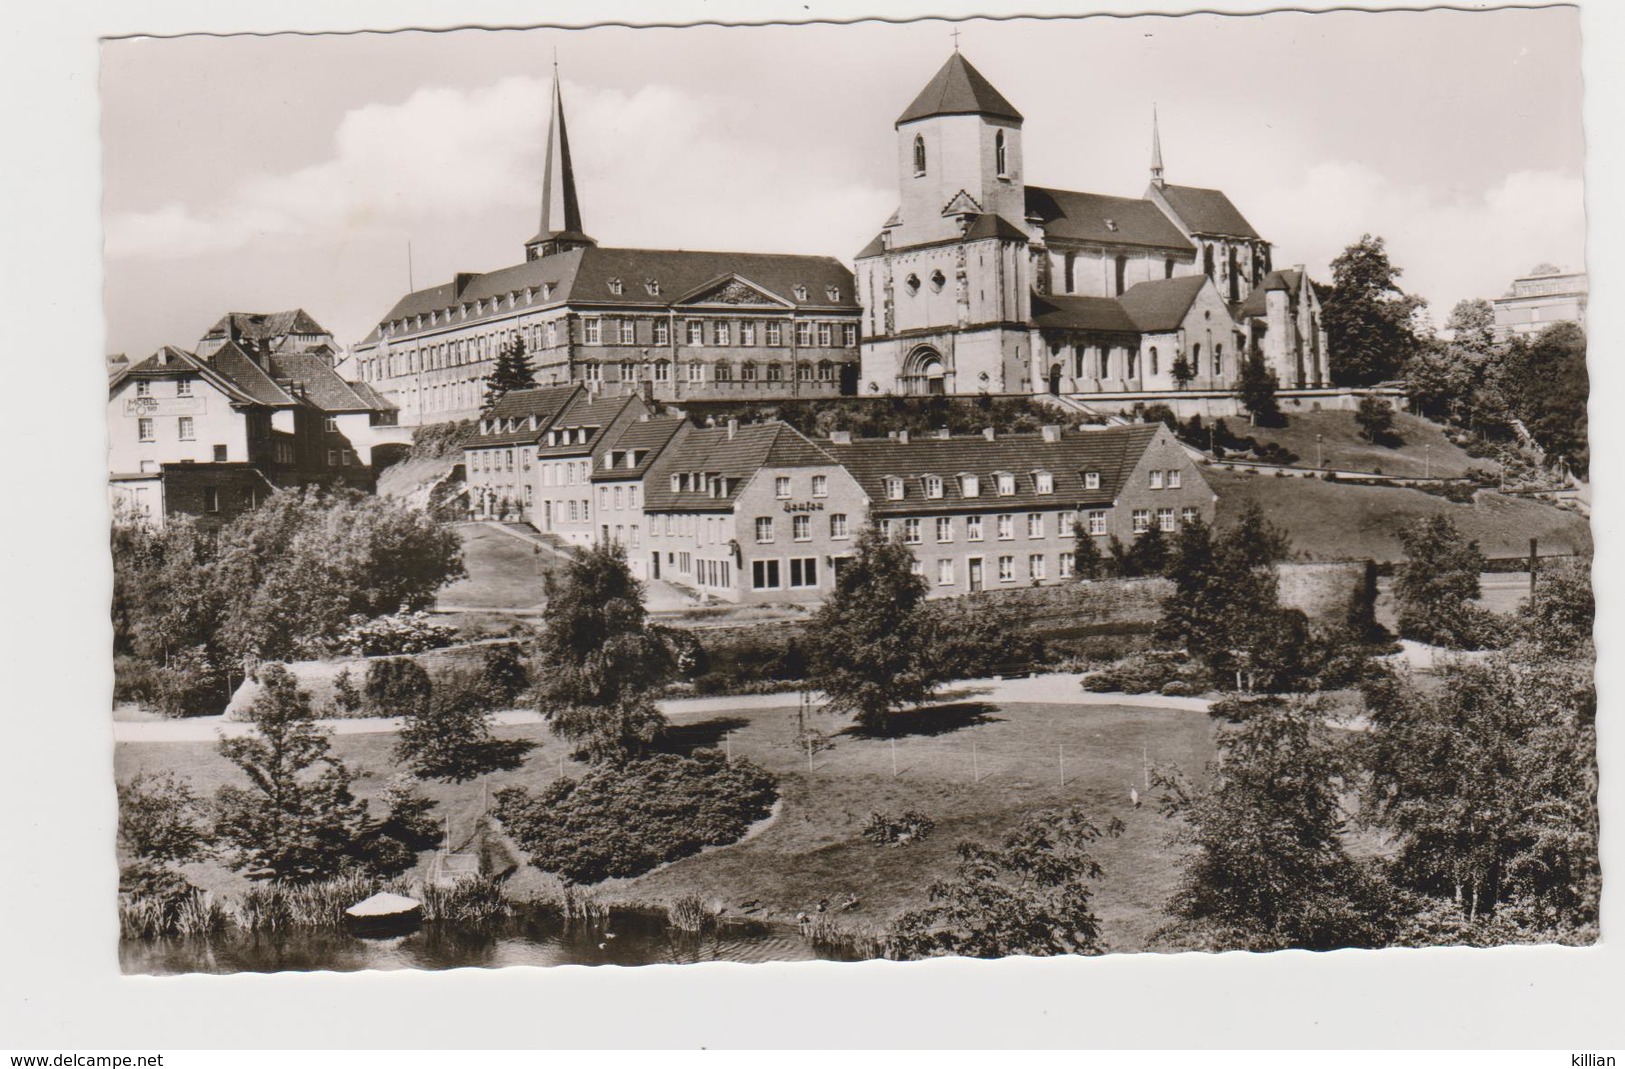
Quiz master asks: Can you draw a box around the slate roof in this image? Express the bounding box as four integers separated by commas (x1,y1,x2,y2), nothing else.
825,424,1163,516
896,53,1024,126
202,309,330,345
361,247,858,346
1116,275,1211,333
1026,187,1193,251
533,393,644,458
265,351,386,413
643,422,840,511
198,342,301,407
590,415,686,483
1236,269,1303,319
346,380,399,412
465,384,581,449
1030,294,1141,335
118,346,278,408
1157,184,1261,239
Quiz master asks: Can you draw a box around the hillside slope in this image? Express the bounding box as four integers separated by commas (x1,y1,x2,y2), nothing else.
1207,468,1590,562
1223,409,1489,479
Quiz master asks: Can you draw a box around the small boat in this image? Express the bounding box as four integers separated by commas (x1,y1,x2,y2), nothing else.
344,892,423,936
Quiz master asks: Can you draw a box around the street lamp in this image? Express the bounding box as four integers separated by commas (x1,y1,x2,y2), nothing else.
1425,444,1432,479
1316,433,1323,469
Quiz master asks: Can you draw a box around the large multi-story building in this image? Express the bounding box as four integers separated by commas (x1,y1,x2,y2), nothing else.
107,331,400,528
354,72,863,425
854,53,1329,402
1492,267,1588,342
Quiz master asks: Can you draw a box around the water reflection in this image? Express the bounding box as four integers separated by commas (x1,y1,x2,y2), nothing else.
120,909,832,975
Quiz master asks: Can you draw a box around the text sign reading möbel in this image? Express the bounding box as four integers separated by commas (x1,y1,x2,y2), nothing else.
126,396,205,417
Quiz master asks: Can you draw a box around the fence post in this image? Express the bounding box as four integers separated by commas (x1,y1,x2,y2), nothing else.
1529,537,1539,598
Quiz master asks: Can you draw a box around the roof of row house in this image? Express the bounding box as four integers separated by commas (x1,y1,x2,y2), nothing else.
1156,184,1261,240
533,392,644,458
1236,268,1305,319
263,350,391,413
1032,275,1213,336
114,339,396,417
1027,187,1194,252
201,309,331,346
465,384,582,448
117,345,280,407
897,53,1024,127
642,422,841,512
361,246,860,347
824,423,1164,515
591,415,687,483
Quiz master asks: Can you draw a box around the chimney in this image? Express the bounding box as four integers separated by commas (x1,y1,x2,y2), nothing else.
829,430,852,445
897,430,909,444
1041,425,1062,443
935,428,951,440
641,381,654,404
982,427,996,441
727,418,738,440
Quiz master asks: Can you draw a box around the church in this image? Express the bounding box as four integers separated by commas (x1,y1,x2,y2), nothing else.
352,70,864,426
854,52,1330,406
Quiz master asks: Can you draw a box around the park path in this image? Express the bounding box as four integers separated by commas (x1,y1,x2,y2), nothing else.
110,672,1211,744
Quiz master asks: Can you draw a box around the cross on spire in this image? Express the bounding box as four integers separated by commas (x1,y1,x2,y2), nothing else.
950,25,961,51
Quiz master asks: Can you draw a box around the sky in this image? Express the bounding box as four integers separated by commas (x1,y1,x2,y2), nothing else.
100,7,1586,358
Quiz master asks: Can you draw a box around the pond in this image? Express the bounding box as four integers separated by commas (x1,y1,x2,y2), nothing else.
120,909,846,975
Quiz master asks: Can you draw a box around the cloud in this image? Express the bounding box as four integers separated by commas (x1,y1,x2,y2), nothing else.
105,75,893,266
1249,161,1585,322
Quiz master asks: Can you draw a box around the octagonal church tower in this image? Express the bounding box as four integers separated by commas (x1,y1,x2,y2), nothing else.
854,53,1039,396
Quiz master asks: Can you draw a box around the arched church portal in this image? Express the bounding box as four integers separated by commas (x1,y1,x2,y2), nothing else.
902,346,949,396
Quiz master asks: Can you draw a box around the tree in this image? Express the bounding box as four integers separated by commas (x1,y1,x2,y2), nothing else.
887,808,1121,959
1498,322,1588,477
213,663,370,881
1393,515,1485,648
1236,344,1283,427
361,776,443,877
1123,524,1169,577
1445,298,1497,358
118,771,213,865
396,672,532,782
1358,655,1597,933
1321,234,1425,386
362,656,432,718
530,542,672,762
1354,395,1397,445
1515,556,1593,658
806,523,940,733
483,333,535,408
210,487,465,662
1156,697,1397,951
1402,339,1479,424
1073,524,1104,581
1170,353,1195,389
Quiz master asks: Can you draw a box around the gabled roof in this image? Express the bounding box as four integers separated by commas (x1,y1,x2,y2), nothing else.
534,392,644,458
1157,184,1261,239
1030,294,1141,335
265,351,385,413
346,380,399,412
200,342,301,407
465,384,581,448
643,422,839,511
897,53,1024,126
590,415,686,483
1026,187,1193,251
825,424,1163,516
202,309,330,344
1237,268,1304,319
361,246,857,347
119,345,285,408
1117,274,1211,333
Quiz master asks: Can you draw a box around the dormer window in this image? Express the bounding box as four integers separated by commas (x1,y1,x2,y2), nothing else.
542,283,555,301
996,472,1016,496
884,476,905,501
924,475,944,499
608,278,623,295
959,473,980,498
1084,471,1101,490
913,134,926,176
1033,471,1054,495
671,474,683,493
645,279,660,296
1104,219,1118,232
826,285,840,302
546,431,558,446
793,285,809,301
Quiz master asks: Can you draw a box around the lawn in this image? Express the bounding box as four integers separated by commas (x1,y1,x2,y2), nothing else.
1208,468,1592,563
1232,409,1487,479
114,692,1218,954
434,523,560,610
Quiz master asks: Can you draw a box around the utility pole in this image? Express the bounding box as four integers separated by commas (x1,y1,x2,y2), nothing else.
1529,536,1539,598
891,737,898,778
1059,744,1065,789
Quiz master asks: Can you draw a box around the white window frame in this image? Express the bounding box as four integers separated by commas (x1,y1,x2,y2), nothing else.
775,476,792,499
1159,508,1177,532
924,475,944,499
1168,469,1183,489
620,320,636,345
1029,554,1046,581
1132,509,1152,534
936,517,954,543
997,514,1014,540
755,517,774,544
584,318,602,345
998,555,1015,582
687,320,705,346
1085,471,1101,490
1149,469,1165,490
1088,510,1108,536
811,474,828,498
177,416,195,441
137,417,155,442
830,513,849,539
904,518,922,544
937,558,955,586
966,515,984,541
793,514,811,542
884,477,905,501
1028,513,1044,539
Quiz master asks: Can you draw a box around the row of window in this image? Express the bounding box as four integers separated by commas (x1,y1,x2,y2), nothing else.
582,358,849,386
584,319,856,349
917,553,1067,586
597,484,642,511
754,513,852,543
133,379,193,398
751,556,822,591
1066,344,1227,381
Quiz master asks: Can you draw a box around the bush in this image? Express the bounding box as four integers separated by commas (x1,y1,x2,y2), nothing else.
114,654,161,706
337,611,457,656
493,750,778,884
1207,694,1284,723
331,667,362,715
861,810,936,847
1080,651,1207,696
152,645,231,718
363,657,432,717
1160,680,1199,697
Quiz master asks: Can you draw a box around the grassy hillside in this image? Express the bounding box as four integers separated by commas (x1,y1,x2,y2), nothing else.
1207,467,1590,562
1231,409,1488,479
435,523,559,610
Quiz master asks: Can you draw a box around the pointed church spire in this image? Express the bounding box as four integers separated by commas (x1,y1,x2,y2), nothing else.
1150,105,1166,190
526,60,595,261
